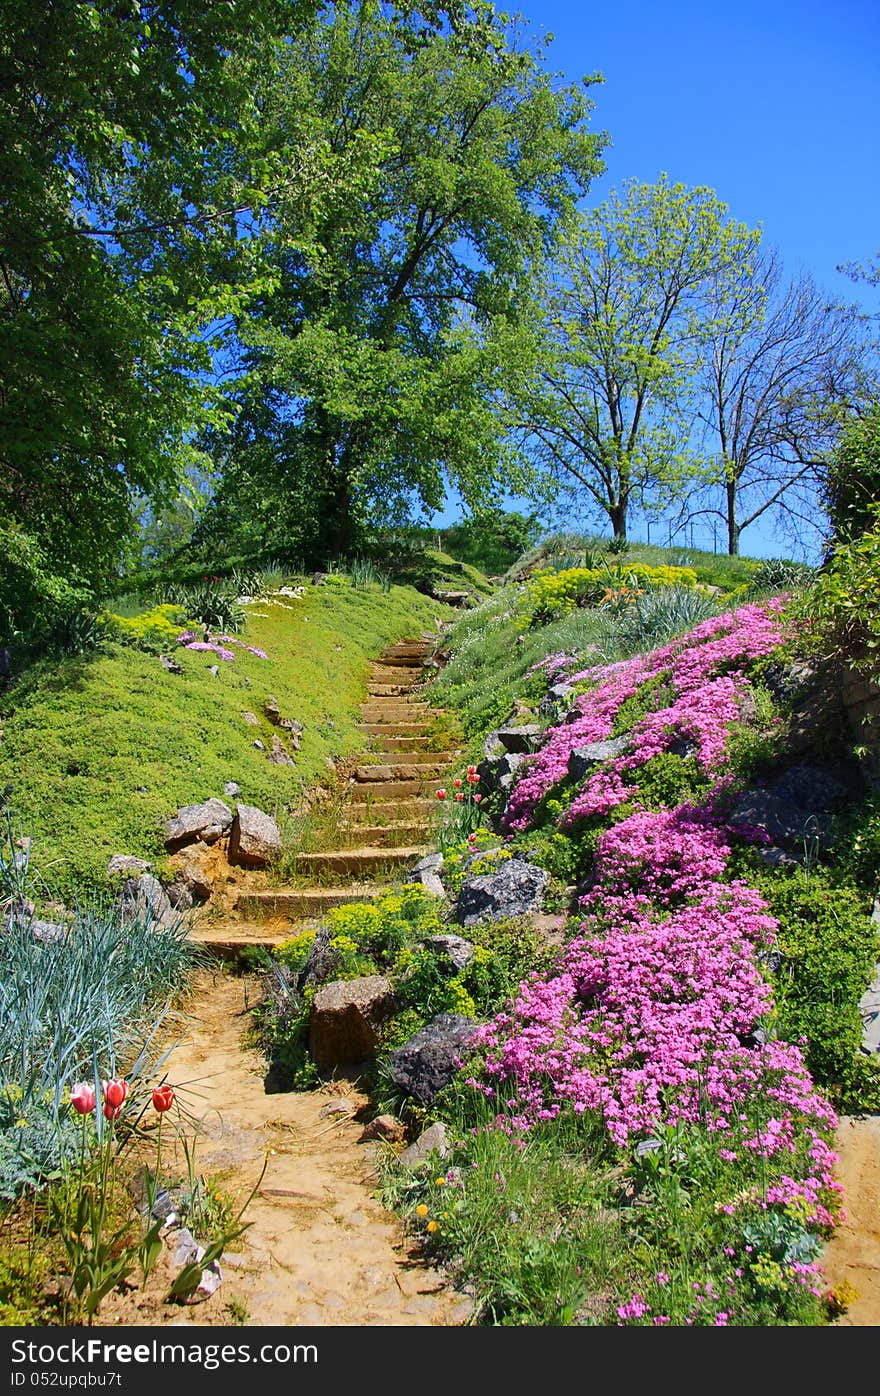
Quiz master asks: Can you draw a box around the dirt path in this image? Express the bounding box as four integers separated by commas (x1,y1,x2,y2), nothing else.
109,969,471,1327
823,1116,880,1325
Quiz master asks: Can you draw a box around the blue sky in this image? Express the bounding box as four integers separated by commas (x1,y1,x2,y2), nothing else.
432,0,880,558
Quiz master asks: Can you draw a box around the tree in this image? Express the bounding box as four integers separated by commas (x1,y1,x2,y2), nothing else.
200,0,606,563
512,175,759,542
0,0,316,638
689,248,872,554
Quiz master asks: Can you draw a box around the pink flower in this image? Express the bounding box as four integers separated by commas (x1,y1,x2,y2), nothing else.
70,1082,96,1115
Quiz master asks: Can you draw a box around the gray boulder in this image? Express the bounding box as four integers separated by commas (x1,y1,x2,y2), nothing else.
730,763,853,852
407,852,445,898
456,857,549,926
730,791,832,851
117,873,177,930
427,934,475,971
389,1013,479,1105
165,881,194,911
107,854,151,877
228,804,282,867
165,798,233,851
567,736,631,782
476,751,523,797
399,1121,452,1168
308,975,396,1071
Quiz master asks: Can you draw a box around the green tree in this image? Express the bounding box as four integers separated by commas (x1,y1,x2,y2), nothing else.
0,0,315,641
201,0,606,564
515,175,759,542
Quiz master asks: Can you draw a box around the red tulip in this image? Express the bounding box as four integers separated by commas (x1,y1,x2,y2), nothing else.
435,789,447,800
103,1102,123,1120
102,1078,128,1109
453,777,462,788
455,792,464,802
152,1084,175,1113
467,765,477,775
70,1082,95,1115
467,772,480,784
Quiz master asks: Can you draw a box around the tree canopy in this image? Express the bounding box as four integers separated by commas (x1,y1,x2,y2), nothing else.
195,0,606,563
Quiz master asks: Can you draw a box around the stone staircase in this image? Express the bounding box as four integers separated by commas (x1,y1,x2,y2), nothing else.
194,636,455,955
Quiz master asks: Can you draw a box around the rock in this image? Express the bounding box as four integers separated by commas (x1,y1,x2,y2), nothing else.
359,1115,406,1144
427,934,475,971
730,764,854,852
389,1013,479,1104
196,1260,223,1299
253,739,265,751
229,804,282,867
490,723,544,754
242,711,260,726
763,660,816,703
159,654,183,675
118,873,178,930
107,854,151,877
223,781,240,798
398,1121,452,1168
208,665,219,677
476,751,523,797
165,881,194,911
456,857,549,926
165,799,233,851
172,1228,200,1268
264,699,304,748
756,845,803,870
757,948,786,974
175,851,214,901
31,919,65,944
312,572,327,585
297,928,340,990
308,976,396,1071
319,1098,358,1119
730,791,832,851
407,852,445,898
267,733,295,766
860,962,880,1057
567,736,631,783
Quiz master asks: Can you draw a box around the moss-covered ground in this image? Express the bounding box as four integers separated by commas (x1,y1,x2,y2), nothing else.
0,578,449,900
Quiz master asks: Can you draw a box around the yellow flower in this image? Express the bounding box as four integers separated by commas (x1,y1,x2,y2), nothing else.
434,1177,446,1186
427,1220,440,1234
415,1204,429,1218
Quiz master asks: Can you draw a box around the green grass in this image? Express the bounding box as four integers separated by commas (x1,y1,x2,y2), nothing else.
0,580,448,900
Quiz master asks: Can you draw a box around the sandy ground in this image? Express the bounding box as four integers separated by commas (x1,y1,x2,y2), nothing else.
823,1115,880,1325
103,969,471,1327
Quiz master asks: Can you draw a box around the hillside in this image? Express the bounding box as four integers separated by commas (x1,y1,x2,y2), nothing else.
0,577,450,900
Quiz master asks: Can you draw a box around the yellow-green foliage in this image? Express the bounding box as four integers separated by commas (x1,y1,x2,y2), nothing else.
525,564,698,622
102,603,190,653
0,583,448,899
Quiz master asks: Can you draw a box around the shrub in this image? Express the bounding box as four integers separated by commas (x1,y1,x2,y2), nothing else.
102,604,189,654
751,864,880,1108
525,564,699,625
612,586,721,655
159,578,247,634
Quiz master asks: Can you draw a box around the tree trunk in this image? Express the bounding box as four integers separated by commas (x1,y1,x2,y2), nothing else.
609,498,628,542
726,477,739,556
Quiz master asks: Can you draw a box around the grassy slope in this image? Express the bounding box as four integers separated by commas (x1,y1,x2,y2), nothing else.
0,579,449,899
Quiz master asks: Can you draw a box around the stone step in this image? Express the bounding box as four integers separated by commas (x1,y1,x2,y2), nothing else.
354,760,453,782
358,721,432,738
366,684,420,698
189,924,297,958
366,734,423,751
333,822,431,847
346,797,436,822
292,846,427,878
359,702,439,718
349,779,444,802
382,642,434,656
363,747,458,764
369,664,423,681
236,886,383,920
